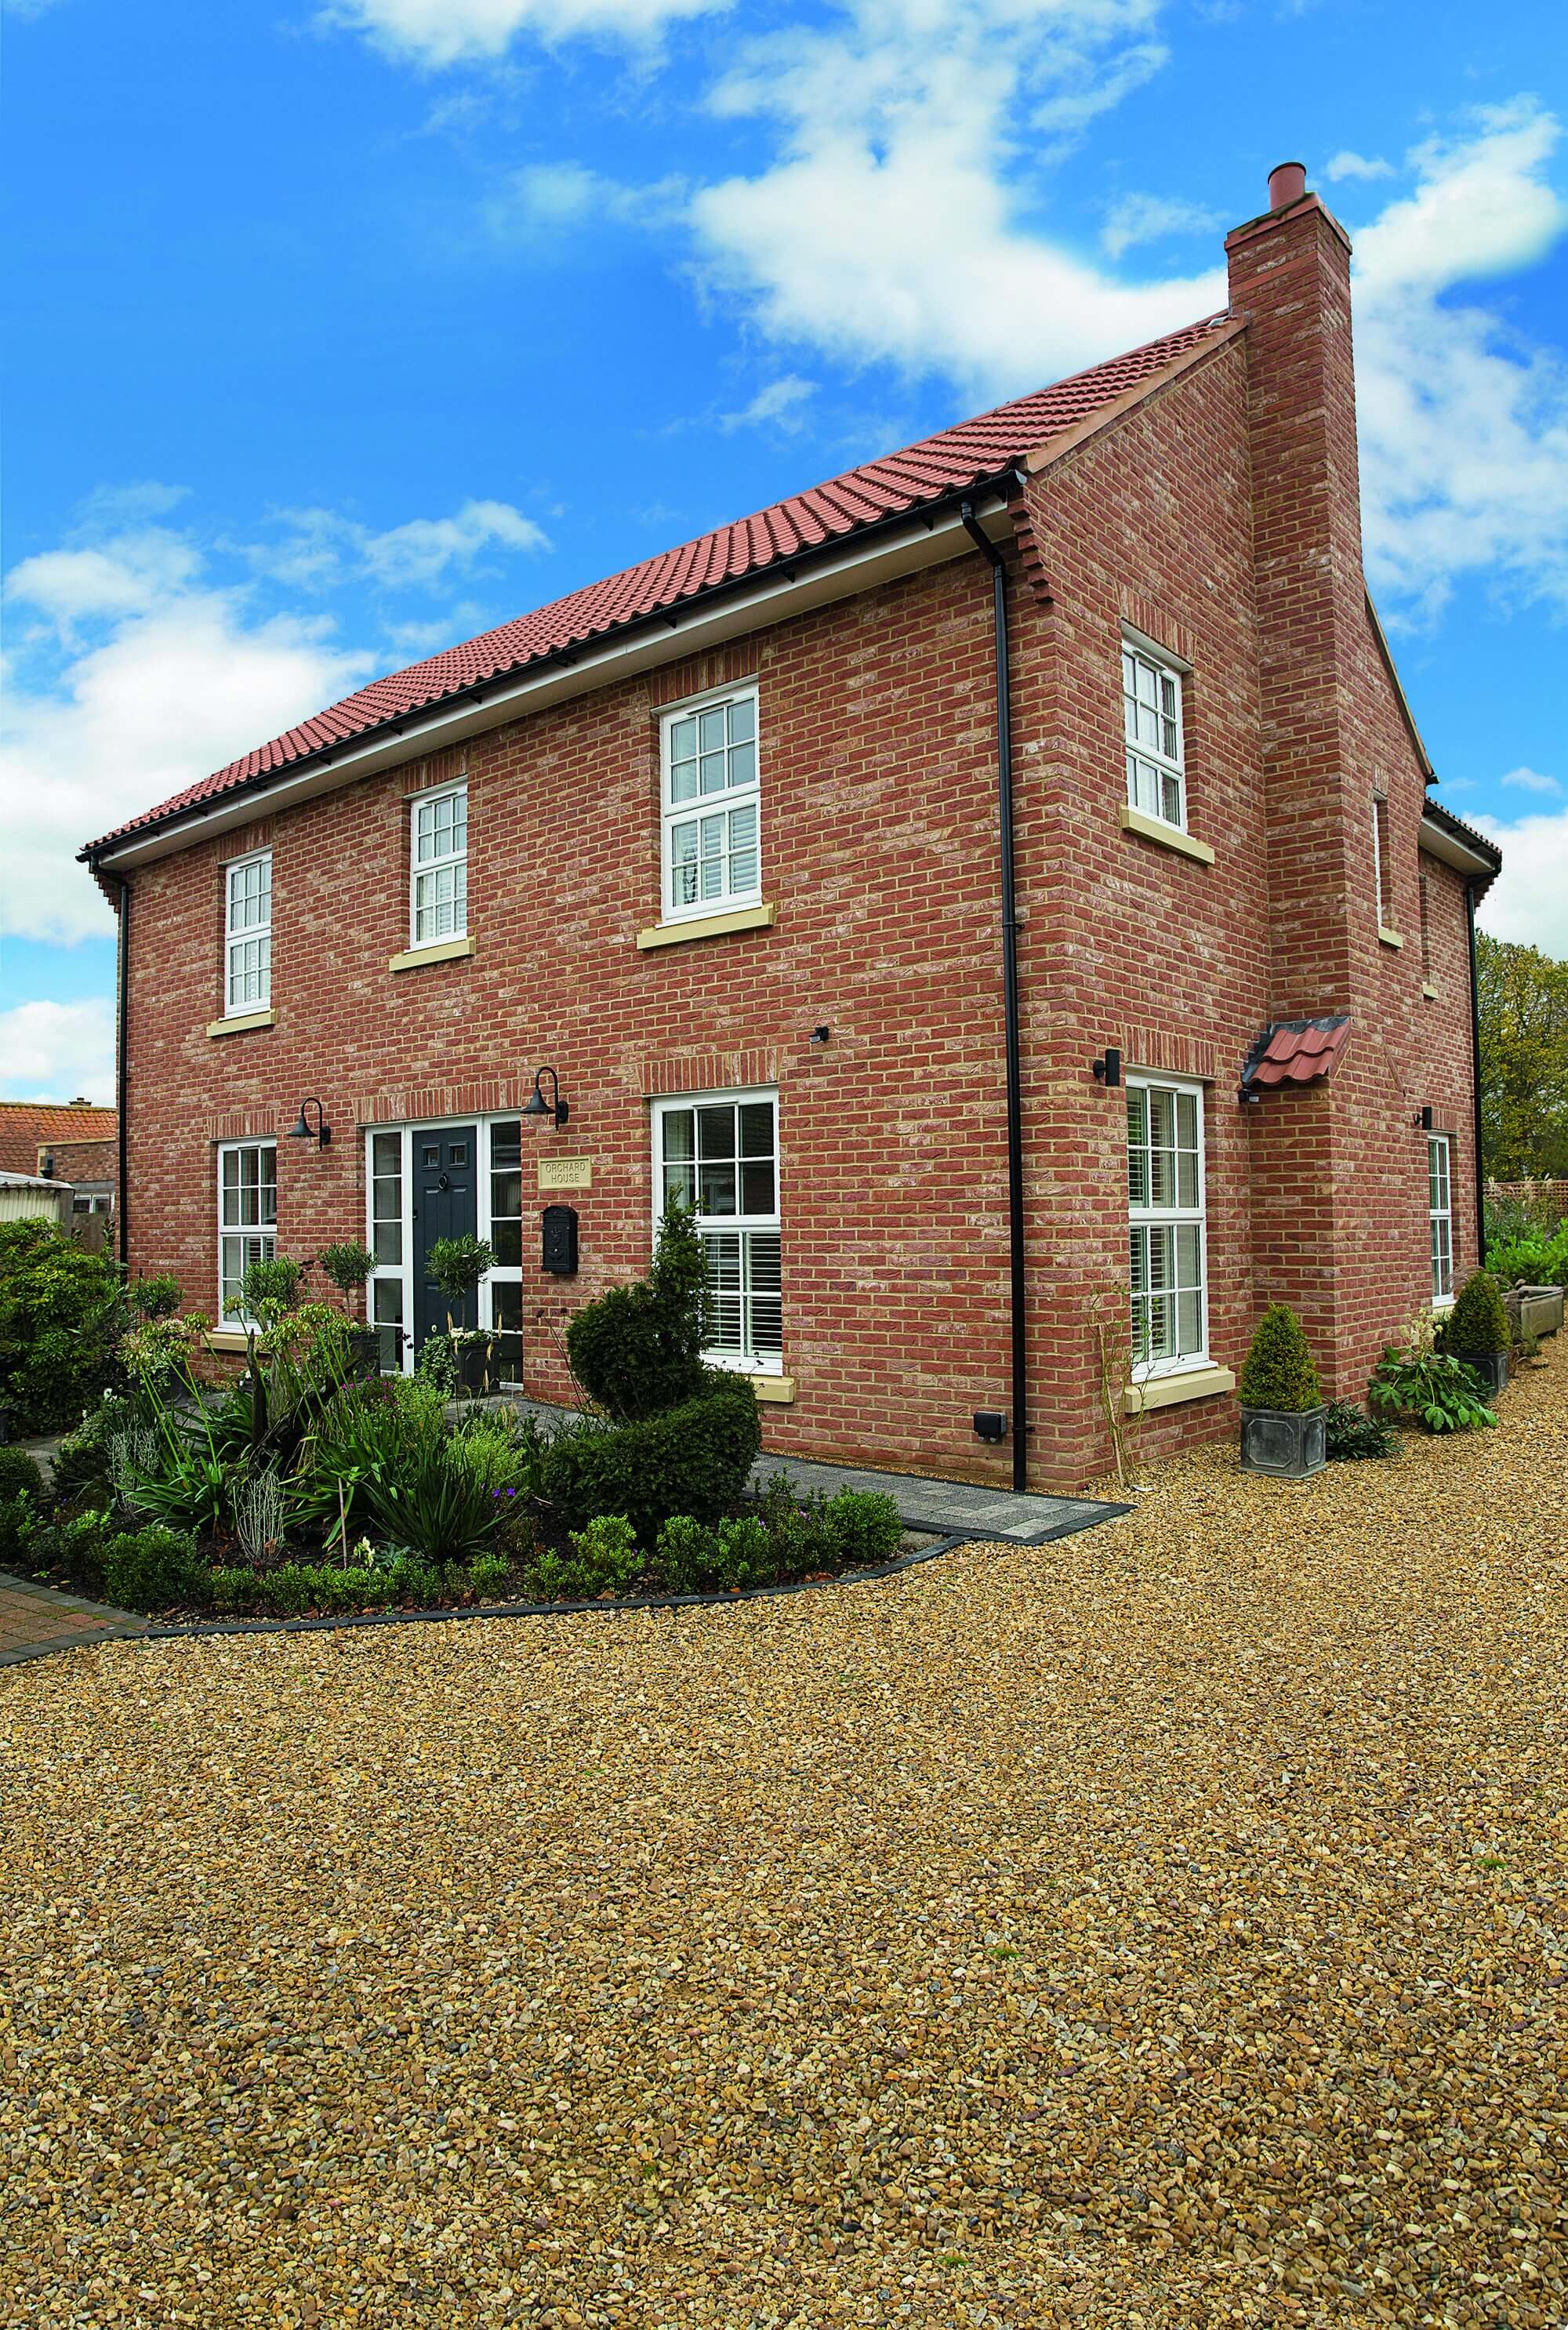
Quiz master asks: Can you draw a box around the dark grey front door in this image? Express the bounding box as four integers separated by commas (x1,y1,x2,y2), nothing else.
412,1125,477,1356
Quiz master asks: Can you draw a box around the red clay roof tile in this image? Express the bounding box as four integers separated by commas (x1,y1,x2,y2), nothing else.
1243,1016,1352,1090
85,311,1233,857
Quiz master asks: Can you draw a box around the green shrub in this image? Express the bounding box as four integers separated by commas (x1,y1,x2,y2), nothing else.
542,1370,761,1543
567,1514,644,1593
357,1426,505,1566
1237,1304,1322,1411
465,1552,513,1602
49,1392,138,1511
1367,1348,1495,1435
382,1555,446,1607
1323,1399,1397,1461
240,1255,304,1319
413,1333,459,1398
0,1219,126,1432
129,1272,183,1322
0,1447,46,1506
425,1235,494,1333
205,1565,265,1615
820,1489,902,1568
565,1206,710,1421
317,1243,374,1308
708,1514,775,1591
654,1513,717,1594
1486,1219,1568,1290
1441,1269,1512,1356
0,1492,41,1567
101,1526,206,1614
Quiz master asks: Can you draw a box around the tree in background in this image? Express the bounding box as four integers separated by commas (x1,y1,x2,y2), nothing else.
1476,933,1568,1181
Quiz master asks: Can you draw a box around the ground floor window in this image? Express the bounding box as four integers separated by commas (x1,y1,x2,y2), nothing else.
1127,1075,1207,1377
218,1140,277,1325
1428,1134,1453,1301
652,1090,782,1372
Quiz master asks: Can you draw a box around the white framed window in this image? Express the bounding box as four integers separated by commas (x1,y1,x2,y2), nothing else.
652,1089,781,1372
1127,1075,1207,1377
218,1140,277,1326
659,684,760,922
1373,795,1392,927
224,850,272,1013
1123,641,1185,830
411,782,467,948
1428,1134,1453,1303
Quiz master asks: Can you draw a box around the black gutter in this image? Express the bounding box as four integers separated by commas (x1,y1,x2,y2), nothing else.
115,876,129,1272
1465,880,1487,1268
81,474,1024,869
959,500,1027,1493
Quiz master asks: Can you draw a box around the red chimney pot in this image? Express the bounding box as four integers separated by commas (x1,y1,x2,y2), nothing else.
1268,161,1308,211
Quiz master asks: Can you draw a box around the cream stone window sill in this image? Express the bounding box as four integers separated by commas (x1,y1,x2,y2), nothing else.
1126,1363,1236,1414
1378,926,1404,949
206,1330,254,1353
389,935,476,972
750,1373,795,1404
637,902,775,950
1422,981,1440,1000
207,1008,274,1038
1118,805,1216,866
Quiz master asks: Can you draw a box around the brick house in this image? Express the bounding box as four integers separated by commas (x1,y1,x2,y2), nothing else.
0,1102,118,1221
82,162,1501,1490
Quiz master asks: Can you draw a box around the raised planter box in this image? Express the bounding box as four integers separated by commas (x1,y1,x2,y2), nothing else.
1505,1284,1564,1341
1449,1349,1508,1395
1240,1403,1327,1479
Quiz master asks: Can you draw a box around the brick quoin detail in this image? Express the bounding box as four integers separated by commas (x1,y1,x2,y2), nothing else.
105,172,1493,1490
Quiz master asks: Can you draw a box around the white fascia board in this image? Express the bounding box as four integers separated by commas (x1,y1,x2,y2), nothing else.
95,495,1014,873
1418,813,1497,880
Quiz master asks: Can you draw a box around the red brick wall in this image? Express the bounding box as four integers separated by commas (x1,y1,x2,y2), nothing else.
47,1139,117,1186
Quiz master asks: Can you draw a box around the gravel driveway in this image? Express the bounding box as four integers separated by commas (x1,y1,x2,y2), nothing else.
4,1352,1565,2329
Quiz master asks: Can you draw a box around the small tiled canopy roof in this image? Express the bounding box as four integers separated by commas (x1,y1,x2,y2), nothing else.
1241,1015,1352,1091
83,311,1235,858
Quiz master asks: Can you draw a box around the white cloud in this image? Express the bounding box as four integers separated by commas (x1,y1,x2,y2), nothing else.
483,163,687,245
2,526,372,943
324,0,723,69
1500,764,1562,795
1324,150,1393,183
237,497,550,594
720,376,816,432
689,0,1222,401
1475,807,1568,953
0,1000,116,1109
1101,191,1221,260
1352,102,1568,619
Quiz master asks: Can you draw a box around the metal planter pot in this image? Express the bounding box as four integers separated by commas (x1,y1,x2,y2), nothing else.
1240,1403,1328,1479
1450,1349,1508,1395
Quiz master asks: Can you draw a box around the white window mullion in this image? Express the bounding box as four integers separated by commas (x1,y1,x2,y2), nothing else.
1428,1134,1453,1303
659,684,760,923
218,1139,278,1326
224,850,272,1014
1122,641,1185,833
411,782,468,949
652,1087,781,1371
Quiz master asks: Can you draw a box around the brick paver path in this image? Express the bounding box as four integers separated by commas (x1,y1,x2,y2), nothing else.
0,1570,148,1667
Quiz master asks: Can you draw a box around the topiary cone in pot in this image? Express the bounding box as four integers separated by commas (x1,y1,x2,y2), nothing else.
1440,1269,1512,1397
1237,1302,1327,1478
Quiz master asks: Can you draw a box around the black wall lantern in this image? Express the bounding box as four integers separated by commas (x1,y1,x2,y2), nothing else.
523,1065,570,1129
1092,1047,1122,1087
1415,1104,1435,1131
973,1410,1008,1444
287,1097,331,1149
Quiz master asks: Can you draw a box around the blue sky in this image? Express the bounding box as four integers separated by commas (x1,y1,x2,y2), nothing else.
3,0,1566,1103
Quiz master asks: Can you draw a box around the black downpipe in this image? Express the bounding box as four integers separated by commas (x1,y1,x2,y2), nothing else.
115,876,130,1273
1465,880,1486,1268
960,502,1027,1493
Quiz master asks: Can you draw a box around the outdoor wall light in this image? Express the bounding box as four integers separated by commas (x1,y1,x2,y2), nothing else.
1415,1104,1435,1131
810,1025,831,1045
287,1097,331,1149
523,1065,570,1129
1238,1087,1263,1109
1092,1047,1122,1087
973,1410,1008,1444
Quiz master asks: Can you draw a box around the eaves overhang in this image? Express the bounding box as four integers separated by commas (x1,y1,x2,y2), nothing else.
1419,802,1501,895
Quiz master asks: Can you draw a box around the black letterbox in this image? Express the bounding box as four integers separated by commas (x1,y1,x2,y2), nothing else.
541,1203,579,1276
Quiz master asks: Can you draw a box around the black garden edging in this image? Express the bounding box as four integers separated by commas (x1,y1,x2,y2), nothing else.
114,1499,1130,1649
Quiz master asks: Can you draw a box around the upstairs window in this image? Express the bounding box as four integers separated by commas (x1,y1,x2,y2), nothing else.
225,850,272,1013
1127,1076,1207,1377
219,1141,277,1325
1123,643,1185,831
1373,795,1392,928
412,783,467,947
654,1091,781,1371
1428,1134,1453,1302
659,686,760,921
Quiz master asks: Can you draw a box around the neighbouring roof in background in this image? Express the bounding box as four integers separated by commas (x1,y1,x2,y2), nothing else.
1242,1015,1353,1091
0,1101,117,1174
83,312,1236,857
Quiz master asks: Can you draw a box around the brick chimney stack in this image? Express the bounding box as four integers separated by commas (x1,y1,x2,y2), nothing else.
1226,162,1363,1021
